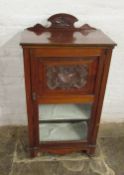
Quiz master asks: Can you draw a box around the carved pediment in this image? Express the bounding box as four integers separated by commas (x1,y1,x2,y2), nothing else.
27,13,96,36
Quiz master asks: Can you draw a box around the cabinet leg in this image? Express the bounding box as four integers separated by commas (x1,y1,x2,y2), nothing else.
30,151,35,158
28,147,36,158
87,147,96,157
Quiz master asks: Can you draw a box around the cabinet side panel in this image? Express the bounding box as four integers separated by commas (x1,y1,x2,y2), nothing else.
88,49,113,145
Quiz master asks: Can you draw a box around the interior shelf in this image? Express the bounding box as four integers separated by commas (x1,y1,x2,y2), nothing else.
39,103,92,121
39,121,88,142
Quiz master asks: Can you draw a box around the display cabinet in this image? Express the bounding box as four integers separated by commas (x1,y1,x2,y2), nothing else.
20,13,116,157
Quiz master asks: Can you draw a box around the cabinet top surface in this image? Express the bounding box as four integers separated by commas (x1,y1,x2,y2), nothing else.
20,13,116,47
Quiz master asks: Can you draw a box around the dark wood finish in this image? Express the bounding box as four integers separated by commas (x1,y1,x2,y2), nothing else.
21,13,116,157
31,56,98,98
46,64,88,90
48,13,78,29
27,13,96,36
38,141,88,155
20,13,116,47
31,48,102,57
37,95,94,104
23,48,38,157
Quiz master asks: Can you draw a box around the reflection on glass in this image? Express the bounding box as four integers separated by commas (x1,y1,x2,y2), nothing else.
39,121,87,141
38,103,92,142
39,104,92,121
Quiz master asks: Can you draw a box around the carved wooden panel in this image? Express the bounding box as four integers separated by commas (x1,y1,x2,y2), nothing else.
27,13,96,36
48,13,77,28
46,65,88,90
35,56,99,96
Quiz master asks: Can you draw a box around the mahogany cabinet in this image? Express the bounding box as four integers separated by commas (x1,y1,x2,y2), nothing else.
20,13,116,157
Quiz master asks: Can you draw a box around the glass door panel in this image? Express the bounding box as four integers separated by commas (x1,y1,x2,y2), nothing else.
38,103,92,142
39,104,92,121
39,121,87,141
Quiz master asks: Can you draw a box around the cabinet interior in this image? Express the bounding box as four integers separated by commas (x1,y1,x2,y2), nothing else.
38,103,92,142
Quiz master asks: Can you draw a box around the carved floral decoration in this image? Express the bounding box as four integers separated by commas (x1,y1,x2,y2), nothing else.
46,65,88,90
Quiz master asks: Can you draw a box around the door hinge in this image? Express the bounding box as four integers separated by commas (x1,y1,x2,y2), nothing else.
32,92,36,101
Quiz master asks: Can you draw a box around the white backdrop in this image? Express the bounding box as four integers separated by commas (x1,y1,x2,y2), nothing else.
0,0,124,125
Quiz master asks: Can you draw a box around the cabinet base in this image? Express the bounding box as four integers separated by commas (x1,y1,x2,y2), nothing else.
28,144,96,158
